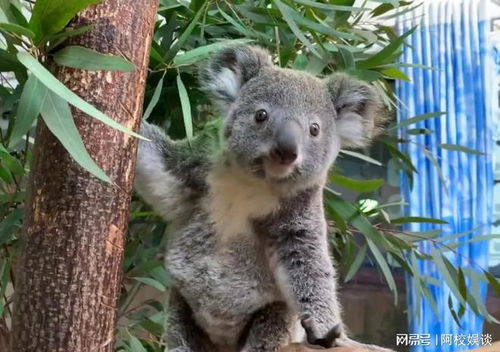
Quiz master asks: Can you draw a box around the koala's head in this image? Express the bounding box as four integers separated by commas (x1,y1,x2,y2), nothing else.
200,45,385,186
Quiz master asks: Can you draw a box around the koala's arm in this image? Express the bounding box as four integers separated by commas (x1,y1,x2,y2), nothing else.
134,122,212,221
263,190,344,345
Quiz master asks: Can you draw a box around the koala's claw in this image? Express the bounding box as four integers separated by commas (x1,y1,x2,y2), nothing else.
300,314,342,348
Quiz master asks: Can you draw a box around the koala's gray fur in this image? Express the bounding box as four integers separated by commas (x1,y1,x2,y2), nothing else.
134,45,393,352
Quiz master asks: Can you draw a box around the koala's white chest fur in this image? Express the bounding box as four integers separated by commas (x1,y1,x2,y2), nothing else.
205,163,282,241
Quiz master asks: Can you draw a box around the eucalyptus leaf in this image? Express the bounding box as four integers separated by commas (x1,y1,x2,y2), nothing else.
344,243,367,282
143,72,165,120
53,46,135,71
0,22,35,38
173,39,254,66
9,75,47,147
0,48,22,72
176,73,193,140
331,173,384,192
17,53,144,139
29,0,101,41
392,112,446,130
39,90,111,183
439,143,484,155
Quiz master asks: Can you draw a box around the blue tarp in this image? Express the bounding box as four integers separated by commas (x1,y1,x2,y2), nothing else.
396,1,495,351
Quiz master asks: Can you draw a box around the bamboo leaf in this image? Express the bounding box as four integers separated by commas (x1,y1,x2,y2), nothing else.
17,53,144,139
39,90,111,183
53,46,135,71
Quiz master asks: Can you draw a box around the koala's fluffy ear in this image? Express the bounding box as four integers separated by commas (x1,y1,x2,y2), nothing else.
325,73,386,149
200,45,273,113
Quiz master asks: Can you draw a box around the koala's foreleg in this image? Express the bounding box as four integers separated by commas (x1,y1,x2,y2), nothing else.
134,122,210,221
165,288,215,352
266,218,345,345
240,302,294,352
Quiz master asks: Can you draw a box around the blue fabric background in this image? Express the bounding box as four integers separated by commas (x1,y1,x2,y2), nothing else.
396,1,495,351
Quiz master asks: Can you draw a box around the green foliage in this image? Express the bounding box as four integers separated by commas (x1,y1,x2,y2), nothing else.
0,0,498,351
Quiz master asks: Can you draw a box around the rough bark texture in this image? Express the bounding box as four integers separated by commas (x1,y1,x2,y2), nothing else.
11,1,157,351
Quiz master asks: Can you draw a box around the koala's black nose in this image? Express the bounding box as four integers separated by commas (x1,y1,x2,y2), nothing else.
271,126,299,165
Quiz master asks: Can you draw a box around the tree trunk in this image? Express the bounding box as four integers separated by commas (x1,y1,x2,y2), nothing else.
11,1,157,351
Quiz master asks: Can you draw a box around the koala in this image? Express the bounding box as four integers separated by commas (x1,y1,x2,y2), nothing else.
134,45,393,352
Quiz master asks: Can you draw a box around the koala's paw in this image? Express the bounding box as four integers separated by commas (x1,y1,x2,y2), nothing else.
300,314,342,348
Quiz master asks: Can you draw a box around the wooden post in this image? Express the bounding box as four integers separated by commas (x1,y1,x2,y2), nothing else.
11,1,157,351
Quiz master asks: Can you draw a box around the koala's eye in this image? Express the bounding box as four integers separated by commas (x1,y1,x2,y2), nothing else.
254,109,268,123
309,123,320,136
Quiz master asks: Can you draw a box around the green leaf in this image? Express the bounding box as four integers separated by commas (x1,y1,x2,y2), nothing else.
458,268,467,302
344,243,367,282
381,67,410,81
176,74,193,140
367,238,397,300
431,248,466,305
439,143,484,155
29,0,101,42
274,0,319,57
484,271,500,296
129,335,147,352
173,39,254,66
0,208,23,245
143,72,165,120
392,112,446,130
357,26,416,69
390,216,448,225
0,48,22,72
53,46,135,71
9,75,47,147
293,0,368,11
331,173,384,192
327,194,393,250
448,294,462,327
0,22,35,38
161,2,207,64
339,150,382,166
39,90,111,183
133,277,166,292
407,128,433,135
0,145,24,175
46,25,93,51
422,148,447,188
17,53,144,139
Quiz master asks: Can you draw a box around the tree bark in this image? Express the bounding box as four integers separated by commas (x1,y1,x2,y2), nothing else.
11,1,157,351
